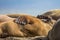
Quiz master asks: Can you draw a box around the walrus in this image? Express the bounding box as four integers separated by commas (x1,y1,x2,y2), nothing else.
14,15,52,36
37,15,56,27
0,15,52,38
42,9,60,21
0,15,24,38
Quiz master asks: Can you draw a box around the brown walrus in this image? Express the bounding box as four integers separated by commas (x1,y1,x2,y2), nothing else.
37,15,56,27
0,15,52,38
42,9,60,21
14,15,52,36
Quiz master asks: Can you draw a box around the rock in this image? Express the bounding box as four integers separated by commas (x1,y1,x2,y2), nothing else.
48,19,60,40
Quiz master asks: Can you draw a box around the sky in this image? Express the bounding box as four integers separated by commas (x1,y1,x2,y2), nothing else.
0,0,60,16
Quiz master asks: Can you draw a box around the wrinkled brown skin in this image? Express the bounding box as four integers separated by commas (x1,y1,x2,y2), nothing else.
0,15,24,37
0,15,52,38
7,14,33,18
48,19,60,40
14,15,52,37
0,15,15,23
0,21,25,38
7,14,56,26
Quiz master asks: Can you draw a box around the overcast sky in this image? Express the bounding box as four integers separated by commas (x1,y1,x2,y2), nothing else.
0,0,60,16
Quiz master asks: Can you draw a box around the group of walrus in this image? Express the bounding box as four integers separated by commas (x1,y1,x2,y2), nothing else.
0,9,60,40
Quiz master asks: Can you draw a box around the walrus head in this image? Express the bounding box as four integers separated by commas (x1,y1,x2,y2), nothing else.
14,16,28,25
37,15,52,23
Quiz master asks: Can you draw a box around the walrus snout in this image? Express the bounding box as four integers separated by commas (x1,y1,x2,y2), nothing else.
14,16,27,25
19,21,27,25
